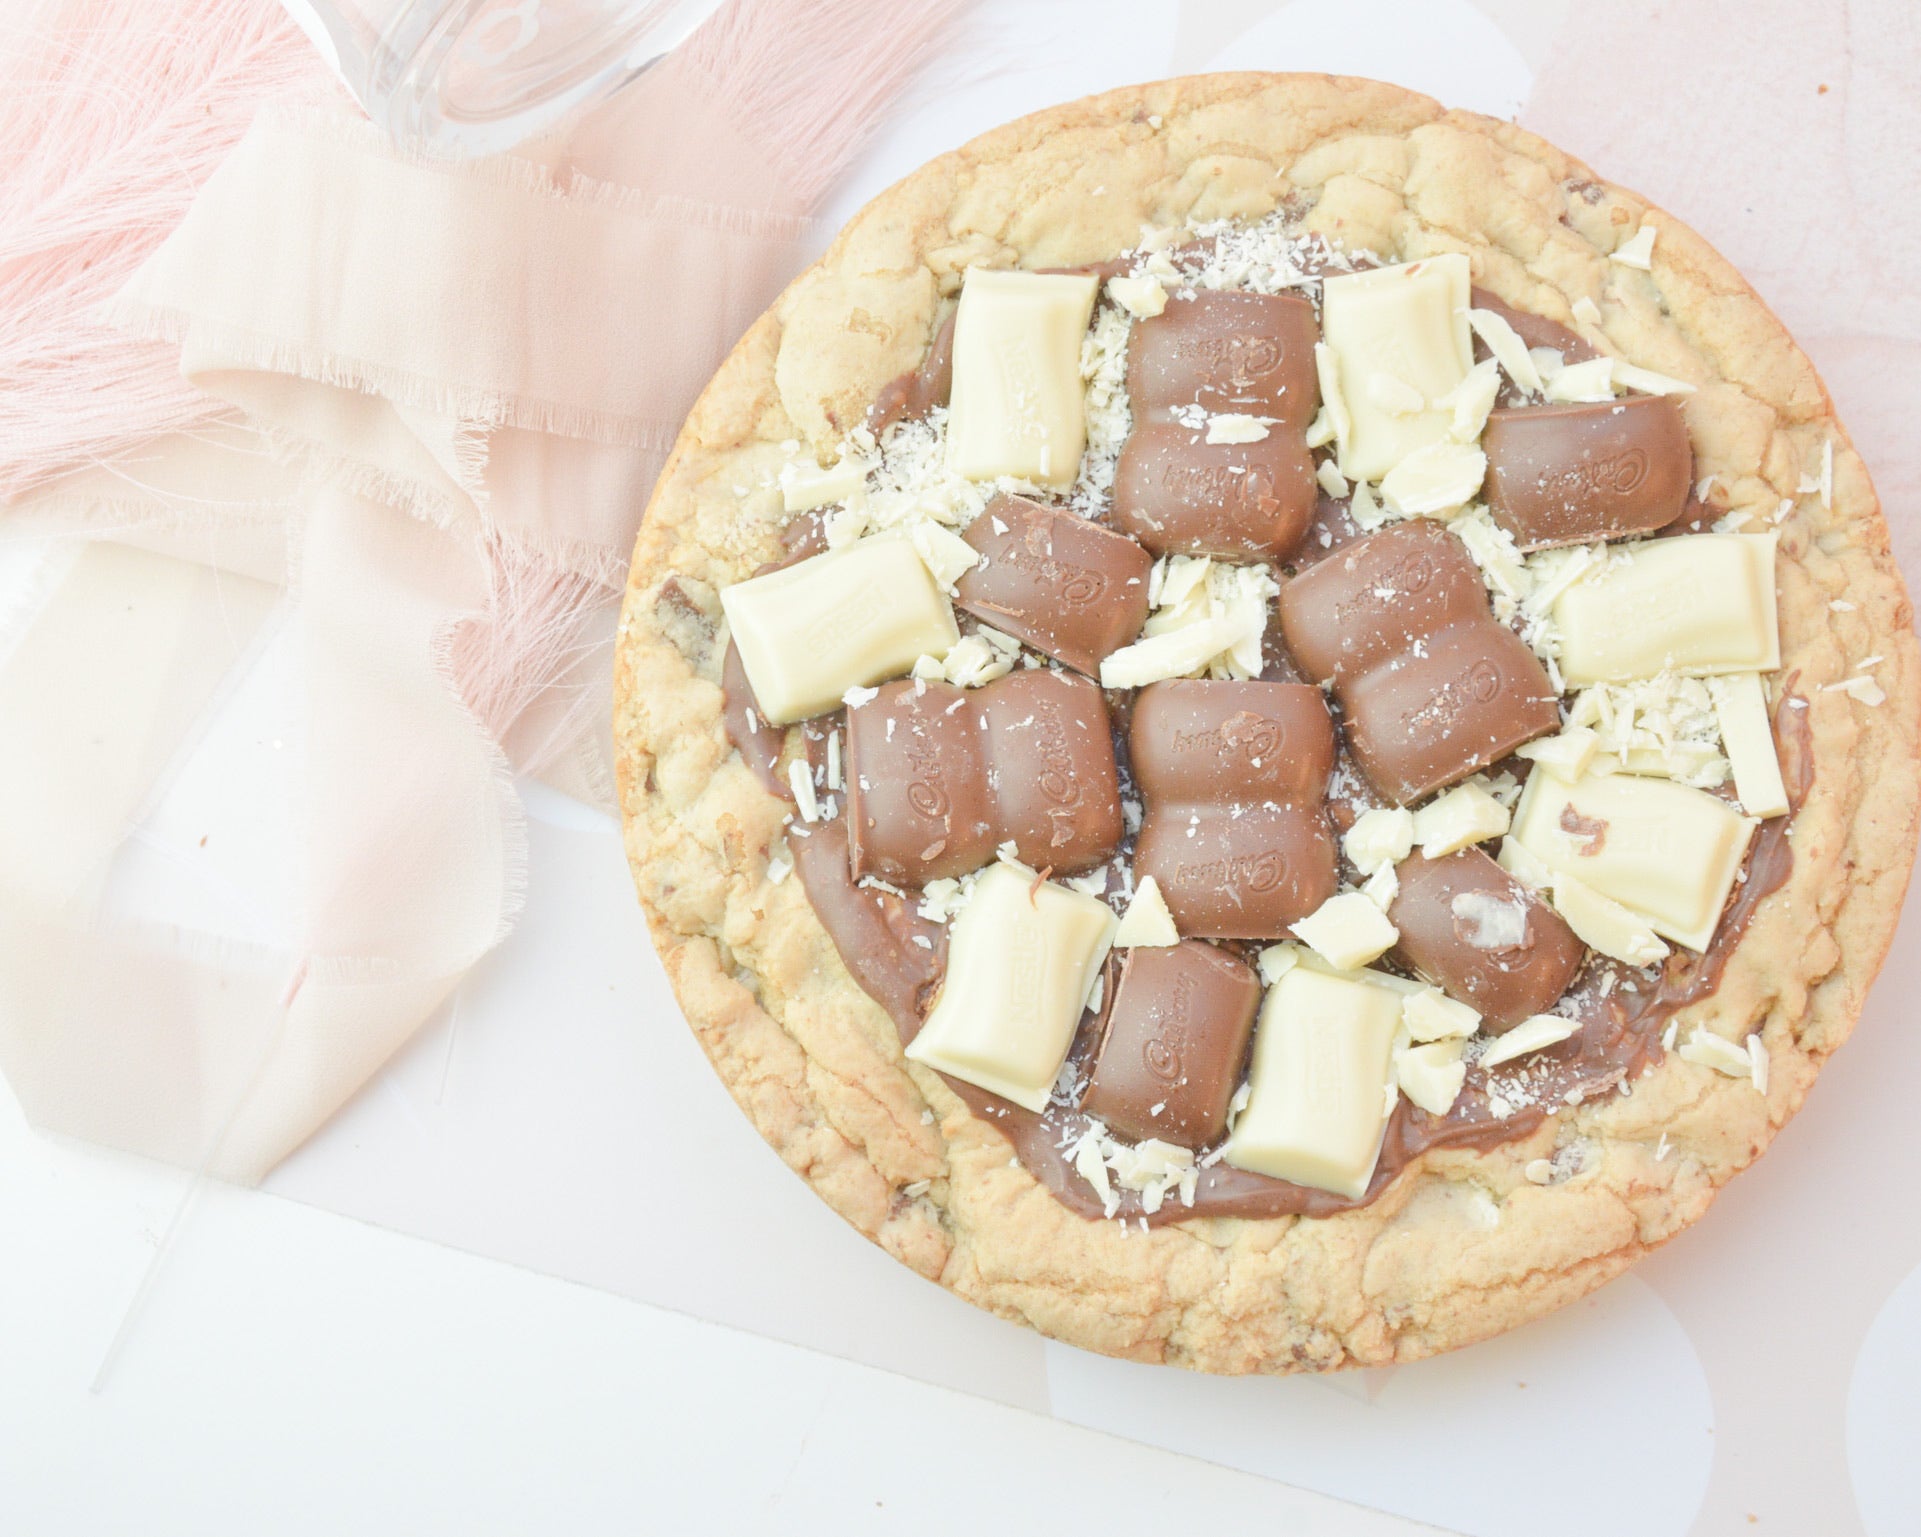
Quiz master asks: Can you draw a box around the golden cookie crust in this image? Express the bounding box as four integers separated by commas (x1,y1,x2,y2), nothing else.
613,74,1920,1372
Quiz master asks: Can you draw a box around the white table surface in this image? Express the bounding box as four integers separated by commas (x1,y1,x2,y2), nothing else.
7,2,1918,1534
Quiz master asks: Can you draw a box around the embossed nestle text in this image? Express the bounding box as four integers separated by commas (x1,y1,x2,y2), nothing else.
1546,447,1649,501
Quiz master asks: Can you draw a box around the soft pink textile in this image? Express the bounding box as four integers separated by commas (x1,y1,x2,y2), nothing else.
0,0,968,1179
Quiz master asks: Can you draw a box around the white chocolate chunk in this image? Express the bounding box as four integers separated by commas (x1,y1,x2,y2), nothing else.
1554,534,1780,685
1397,1038,1467,1117
1544,356,1615,403
1315,458,1351,499
1709,673,1790,818
1313,342,1353,450
1304,406,1337,449
1361,861,1399,912
1223,967,1401,1198
722,536,959,725
1571,296,1603,325
1550,872,1670,966
1321,255,1473,481
780,454,869,513
1678,1025,1753,1079
1479,1014,1576,1069
1365,373,1426,415
788,758,820,823
1256,941,1303,986
1450,889,1530,949
1099,616,1236,688
1441,358,1502,443
1515,725,1600,781
1379,440,1487,517
905,863,1116,1112
1497,835,1554,891
1612,360,1695,396
907,518,981,592
946,268,1100,485
1290,891,1399,971
1344,806,1417,875
1113,875,1179,947
1206,413,1270,444
1466,307,1544,396
1611,224,1657,270
1747,1033,1770,1095
1402,985,1481,1042
1412,782,1511,859
1106,273,1166,319
1511,770,1756,951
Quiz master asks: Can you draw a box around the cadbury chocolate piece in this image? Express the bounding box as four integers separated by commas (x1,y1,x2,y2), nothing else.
1080,940,1261,1145
1129,679,1339,938
1483,394,1692,550
844,667,1122,885
1112,291,1320,560
1388,848,1585,1029
721,535,958,726
906,862,1116,1112
1125,290,1321,424
953,494,1153,674
1276,520,1560,804
946,269,1100,485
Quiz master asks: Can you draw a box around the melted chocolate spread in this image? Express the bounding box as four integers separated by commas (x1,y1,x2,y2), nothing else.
714,283,1811,1229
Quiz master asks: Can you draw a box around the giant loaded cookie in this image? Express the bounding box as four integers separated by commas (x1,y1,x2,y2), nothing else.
613,75,1920,1371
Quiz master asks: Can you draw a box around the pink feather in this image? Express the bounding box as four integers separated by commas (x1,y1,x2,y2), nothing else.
0,0,325,500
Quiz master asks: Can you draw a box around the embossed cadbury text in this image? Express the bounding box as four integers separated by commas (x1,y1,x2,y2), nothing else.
1545,447,1649,501
1172,850,1286,893
997,538,1107,605
1140,971,1195,1084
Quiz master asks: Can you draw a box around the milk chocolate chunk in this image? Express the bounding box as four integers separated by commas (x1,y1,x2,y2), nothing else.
1112,291,1320,561
1388,849,1585,1028
1129,680,1339,938
1112,426,1318,561
1080,940,1261,1145
844,667,1122,885
953,494,1153,674
1124,290,1321,424
1483,394,1692,550
1277,521,1560,804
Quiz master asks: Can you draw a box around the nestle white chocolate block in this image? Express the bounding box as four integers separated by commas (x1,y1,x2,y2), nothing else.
720,536,959,725
1321,255,1473,482
1511,770,1755,951
905,863,1116,1112
946,268,1101,485
1223,967,1401,1199
1709,672,1790,818
1554,534,1780,685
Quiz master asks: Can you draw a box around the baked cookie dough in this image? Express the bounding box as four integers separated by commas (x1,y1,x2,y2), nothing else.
613,74,1920,1372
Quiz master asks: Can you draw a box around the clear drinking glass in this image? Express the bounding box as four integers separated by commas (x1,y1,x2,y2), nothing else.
279,0,730,156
